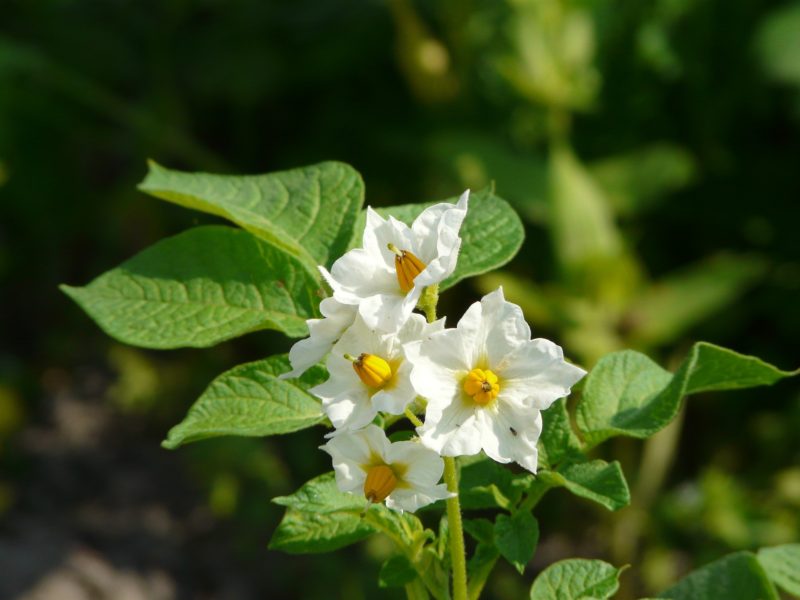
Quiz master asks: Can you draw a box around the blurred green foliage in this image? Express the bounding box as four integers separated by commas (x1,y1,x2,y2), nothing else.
1,0,799,598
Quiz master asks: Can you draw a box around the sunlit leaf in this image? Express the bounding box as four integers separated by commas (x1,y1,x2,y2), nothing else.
162,354,327,449
577,343,799,447
529,558,624,600
139,161,364,270
757,544,800,596
61,226,321,349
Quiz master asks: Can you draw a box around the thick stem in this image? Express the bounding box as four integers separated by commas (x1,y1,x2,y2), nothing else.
444,457,467,600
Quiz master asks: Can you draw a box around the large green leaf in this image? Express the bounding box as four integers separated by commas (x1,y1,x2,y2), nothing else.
139,161,364,270
162,354,327,449
270,472,375,554
757,544,800,596
576,343,799,447
657,551,779,600
545,460,630,511
494,511,539,574
61,226,321,349
529,558,624,600
350,187,524,291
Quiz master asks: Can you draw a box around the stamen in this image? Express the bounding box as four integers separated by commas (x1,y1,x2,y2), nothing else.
463,368,500,406
347,353,393,388
363,464,398,504
386,243,427,293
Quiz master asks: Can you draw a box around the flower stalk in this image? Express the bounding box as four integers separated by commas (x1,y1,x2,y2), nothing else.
444,456,468,600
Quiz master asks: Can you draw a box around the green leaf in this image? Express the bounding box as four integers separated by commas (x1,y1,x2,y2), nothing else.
61,226,321,349
755,2,800,88
538,398,584,468
162,354,327,449
379,555,418,588
494,511,539,574
588,143,695,217
351,187,524,291
627,254,766,348
657,551,779,600
529,558,624,600
551,460,631,511
576,343,799,447
549,144,623,275
139,160,364,270
757,544,800,596
464,518,495,545
270,472,374,554
459,454,533,510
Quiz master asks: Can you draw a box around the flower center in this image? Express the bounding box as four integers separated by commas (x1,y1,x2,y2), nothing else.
363,464,398,503
345,353,393,388
463,368,500,406
388,243,426,293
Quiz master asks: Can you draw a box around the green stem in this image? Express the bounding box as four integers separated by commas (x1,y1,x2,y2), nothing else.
444,457,467,600
518,477,554,513
405,407,424,428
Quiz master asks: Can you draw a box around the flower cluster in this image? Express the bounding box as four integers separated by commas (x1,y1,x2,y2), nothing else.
284,193,586,512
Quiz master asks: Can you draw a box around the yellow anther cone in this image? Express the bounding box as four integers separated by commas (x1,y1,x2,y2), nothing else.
463,368,500,405
347,353,392,388
364,465,398,503
388,243,427,293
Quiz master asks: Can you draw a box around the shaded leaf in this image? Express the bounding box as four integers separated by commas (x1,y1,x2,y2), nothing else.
379,555,417,588
551,460,630,511
459,454,533,510
494,511,539,574
538,398,584,468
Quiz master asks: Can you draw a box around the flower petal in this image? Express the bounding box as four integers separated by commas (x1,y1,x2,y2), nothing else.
388,440,445,488
476,399,542,473
418,398,482,456
281,298,357,379
386,483,452,513
498,338,586,410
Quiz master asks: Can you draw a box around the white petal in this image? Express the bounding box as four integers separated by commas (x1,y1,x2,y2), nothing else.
498,338,587,410
388,440,445,487
281,298,357,379
321,425,392,493
456,287,530,368
386,483,452,512
358,290,419,332
476,400,542,473
411,190,469,266
418,398,482,456
409,357,462,408
324,249,396,305
371,362,416,415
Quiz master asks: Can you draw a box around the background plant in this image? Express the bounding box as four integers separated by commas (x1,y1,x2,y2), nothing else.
2,0,800,598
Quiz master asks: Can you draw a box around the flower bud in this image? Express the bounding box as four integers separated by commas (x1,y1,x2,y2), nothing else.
363,464,398,503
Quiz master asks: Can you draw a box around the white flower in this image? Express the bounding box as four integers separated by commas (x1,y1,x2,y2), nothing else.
281,297,357,380
311,313,444,432
408,287,586,473
321,424,452,512
320,191,469,332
